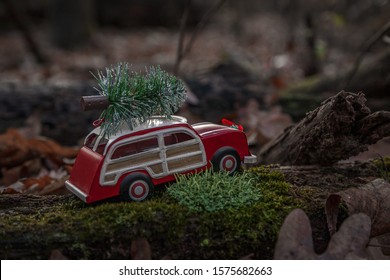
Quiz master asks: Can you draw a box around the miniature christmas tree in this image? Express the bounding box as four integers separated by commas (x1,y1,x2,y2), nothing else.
81,63,186,136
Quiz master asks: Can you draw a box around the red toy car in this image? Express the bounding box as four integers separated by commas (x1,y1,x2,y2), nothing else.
65,116,257,203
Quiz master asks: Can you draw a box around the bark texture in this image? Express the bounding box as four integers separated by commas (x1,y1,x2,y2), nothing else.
259,91,390,165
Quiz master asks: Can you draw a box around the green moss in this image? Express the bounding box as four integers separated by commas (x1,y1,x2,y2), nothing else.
0,166,306,259
167,170,261,212
372,156,390,182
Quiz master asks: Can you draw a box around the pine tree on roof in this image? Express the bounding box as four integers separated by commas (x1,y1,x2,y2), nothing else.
82,63,187,137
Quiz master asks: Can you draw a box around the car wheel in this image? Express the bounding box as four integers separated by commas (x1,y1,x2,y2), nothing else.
120,173,154,202
211,148,241,174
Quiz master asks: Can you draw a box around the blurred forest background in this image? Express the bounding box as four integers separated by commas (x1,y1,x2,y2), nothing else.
0,0,389,193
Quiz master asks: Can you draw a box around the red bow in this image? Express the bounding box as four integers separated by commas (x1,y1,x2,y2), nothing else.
92,118,105,127
221,118,244,131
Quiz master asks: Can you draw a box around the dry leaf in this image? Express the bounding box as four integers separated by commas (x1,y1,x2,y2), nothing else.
0,129,78,195
240,253,255,260
39,176,69,195
326,179,390,237
1,158,42,186
28,137,79,164
22,176,53,190
0,183,22,194
377,234,390,256
0,129,35,168
320,213,371,259
0,129,78,169
274,209,371,260
367,235,390,259
274,209,315,259
50,249,68,260
131,238,152,260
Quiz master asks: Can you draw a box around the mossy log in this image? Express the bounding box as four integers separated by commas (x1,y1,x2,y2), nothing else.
0,163,383,260
259,91,390,165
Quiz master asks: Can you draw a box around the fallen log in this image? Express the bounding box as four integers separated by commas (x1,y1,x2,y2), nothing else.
0,82,100,146
258,91,390,165
0,161,386,259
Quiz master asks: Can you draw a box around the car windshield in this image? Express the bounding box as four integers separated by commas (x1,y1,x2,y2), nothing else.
85,133,108,155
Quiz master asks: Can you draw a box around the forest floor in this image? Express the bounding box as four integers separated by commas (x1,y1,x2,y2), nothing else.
0,12,389,259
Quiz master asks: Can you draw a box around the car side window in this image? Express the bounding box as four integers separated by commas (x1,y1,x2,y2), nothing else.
95,137,108,155
85,133,108,155
111,137,158,160
85,133,98,149
164,132,193,146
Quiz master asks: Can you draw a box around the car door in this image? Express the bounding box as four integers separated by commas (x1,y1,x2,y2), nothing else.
162,129,207,174
100,135,163,185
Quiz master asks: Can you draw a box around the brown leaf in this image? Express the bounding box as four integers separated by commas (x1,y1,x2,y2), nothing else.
22,175,53,191
0,129,35,168
28,137,79,164
320,213,371,259
0,186,20,194
274,209,372,260
377,234,390,256
0,128,78,195
39,176,68,195
1,158,42,186
326,179,390,237
50,249,68,260
0,129,78,171
240,253,255,260
367,235,390,259
130,238,152,260
274,209,315,259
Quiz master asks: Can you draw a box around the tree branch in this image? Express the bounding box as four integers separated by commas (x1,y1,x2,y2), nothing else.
344,19,390,89
2,0,48,64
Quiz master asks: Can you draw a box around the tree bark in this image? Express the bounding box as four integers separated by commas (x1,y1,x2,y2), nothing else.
80,96,110,111
258,91,390,165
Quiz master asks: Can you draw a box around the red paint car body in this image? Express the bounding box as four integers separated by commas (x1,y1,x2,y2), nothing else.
65,116,257,203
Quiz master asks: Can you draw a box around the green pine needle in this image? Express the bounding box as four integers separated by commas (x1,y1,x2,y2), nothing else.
92,63,186,137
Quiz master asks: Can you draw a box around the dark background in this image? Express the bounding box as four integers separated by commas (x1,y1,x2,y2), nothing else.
0,0,389,148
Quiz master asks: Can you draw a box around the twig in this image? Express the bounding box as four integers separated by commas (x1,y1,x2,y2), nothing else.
174,0,228,75
367,243,390,249
303,13,319,76
174,0,192,75
343,19,390,89
376,153,389,182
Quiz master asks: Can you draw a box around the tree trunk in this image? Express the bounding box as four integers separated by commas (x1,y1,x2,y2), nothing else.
259,91,390,165
49,0,96,49
80,96,110,111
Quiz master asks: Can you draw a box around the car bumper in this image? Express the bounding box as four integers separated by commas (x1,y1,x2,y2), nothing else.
244,154,257,164
65,180,88,203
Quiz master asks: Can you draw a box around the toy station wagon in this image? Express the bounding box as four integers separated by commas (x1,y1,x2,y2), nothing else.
65,116,257,203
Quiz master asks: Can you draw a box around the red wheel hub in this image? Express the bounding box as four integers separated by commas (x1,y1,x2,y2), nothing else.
130,180,148,200
220,155,237,172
